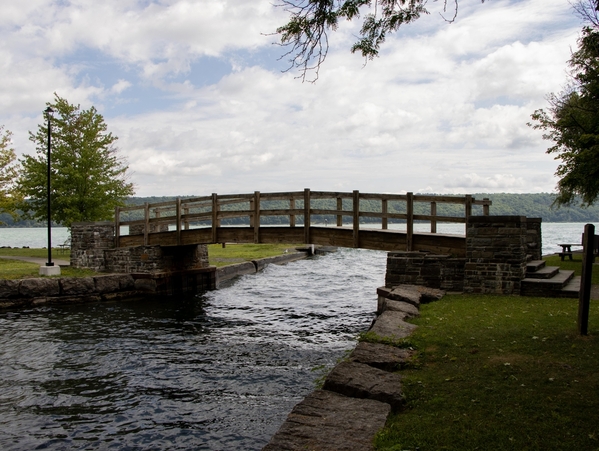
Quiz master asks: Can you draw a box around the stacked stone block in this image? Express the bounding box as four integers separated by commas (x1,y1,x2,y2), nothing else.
526,218,542,261
70,221,115,271
463,216,528,294
71,222,209,274
385,252,465,292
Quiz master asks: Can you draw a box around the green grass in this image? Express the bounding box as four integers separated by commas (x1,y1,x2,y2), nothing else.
0,244,301,277
207,243,301,267
373,294,599,451
0,258,96,279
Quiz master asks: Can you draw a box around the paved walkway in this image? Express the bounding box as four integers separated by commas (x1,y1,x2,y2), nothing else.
0,255,70,266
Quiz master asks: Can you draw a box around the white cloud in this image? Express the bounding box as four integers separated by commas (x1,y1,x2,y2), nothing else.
0,0,585,197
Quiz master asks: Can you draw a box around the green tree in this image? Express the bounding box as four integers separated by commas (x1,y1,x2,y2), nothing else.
19,94,135,227
0,126,22,224
529,24,599,207
276,0,484,81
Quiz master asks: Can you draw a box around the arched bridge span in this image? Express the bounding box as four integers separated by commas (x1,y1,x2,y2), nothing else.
115,190,492,257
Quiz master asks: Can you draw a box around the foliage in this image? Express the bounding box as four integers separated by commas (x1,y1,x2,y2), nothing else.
530,25,599,207
374,294,599,450
0,126,22,224
275,0,484,81
18,94,135,228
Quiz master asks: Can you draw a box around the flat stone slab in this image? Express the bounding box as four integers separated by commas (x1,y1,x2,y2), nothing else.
380,298,420,318
323,361,404,410
369,310,417,340
263,389,390,451
350,341,416,371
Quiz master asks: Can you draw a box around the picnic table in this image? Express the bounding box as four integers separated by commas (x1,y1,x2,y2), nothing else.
557,243,582,261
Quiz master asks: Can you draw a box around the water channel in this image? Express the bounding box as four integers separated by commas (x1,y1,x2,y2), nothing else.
0,248,386,450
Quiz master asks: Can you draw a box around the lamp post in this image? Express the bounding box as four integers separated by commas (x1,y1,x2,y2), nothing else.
40,107,60,276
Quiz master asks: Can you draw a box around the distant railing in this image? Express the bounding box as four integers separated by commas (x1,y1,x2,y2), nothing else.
115,190,491,252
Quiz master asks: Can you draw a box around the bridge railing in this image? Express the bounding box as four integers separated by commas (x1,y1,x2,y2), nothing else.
114,189,491,248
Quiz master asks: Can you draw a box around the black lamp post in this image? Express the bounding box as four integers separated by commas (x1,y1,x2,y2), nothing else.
45,106,54,268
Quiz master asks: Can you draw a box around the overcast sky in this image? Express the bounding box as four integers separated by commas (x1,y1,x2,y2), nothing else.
0,0,584,197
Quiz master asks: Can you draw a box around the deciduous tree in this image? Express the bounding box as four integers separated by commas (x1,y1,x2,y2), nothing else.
19,94,135,227
529,21,599,206
0,126,22,224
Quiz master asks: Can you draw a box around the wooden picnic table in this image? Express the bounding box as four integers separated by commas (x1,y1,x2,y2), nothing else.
557,243,582,261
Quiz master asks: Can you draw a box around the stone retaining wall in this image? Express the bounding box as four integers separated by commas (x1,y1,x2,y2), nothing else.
464,216,528,294
384,216,534,295
0,274,143,309
385,252,465,292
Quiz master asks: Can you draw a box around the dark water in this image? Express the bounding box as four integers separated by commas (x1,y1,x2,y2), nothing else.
0,248,386,450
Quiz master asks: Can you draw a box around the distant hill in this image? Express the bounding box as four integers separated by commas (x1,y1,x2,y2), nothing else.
1,192,598,227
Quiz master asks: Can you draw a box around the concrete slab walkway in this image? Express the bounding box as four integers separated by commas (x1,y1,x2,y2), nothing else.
0,255,70,266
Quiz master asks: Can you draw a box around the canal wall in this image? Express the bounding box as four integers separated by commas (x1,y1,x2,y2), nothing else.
263,284,443,450
0,251,311,310
385,216,542,295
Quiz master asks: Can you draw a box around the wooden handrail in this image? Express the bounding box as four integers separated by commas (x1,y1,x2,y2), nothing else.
114,189,492,247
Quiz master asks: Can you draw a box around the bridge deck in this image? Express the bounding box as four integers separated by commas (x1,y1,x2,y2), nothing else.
118,225,467,256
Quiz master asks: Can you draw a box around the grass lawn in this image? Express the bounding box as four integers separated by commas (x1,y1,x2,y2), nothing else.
0,244,302,277
373,294,599,451
206,243,301,267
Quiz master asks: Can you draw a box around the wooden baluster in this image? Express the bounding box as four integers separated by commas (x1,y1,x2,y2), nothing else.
176,197,181,245
304,188,311,244
483,197,490,216
254,191,260,244
290,197,296,227
337,197,343,227
382,199,388,230
465,195,472,231
430,201,437,233
211,193,218,244
406,192,414,251
353,190,360,248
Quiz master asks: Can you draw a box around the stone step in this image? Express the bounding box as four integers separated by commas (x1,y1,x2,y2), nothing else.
520,269,576,297
525,265,560,279
561,276,581,298
526,259,546,273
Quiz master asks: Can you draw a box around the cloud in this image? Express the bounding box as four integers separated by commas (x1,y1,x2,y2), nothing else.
0,0,584,197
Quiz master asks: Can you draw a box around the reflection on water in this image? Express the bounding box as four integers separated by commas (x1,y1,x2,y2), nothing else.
0,248,385,450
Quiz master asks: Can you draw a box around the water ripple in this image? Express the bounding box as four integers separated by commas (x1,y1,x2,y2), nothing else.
0,248,386,450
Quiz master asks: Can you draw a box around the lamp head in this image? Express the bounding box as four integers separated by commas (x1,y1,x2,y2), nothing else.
44,107,54,116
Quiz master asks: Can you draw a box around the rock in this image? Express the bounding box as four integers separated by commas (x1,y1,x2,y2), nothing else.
369,310,417,340
134,278,157,292
323,361,405,410
386,285,421,307
381,299,420,318
60,277,95,295
350,342,416,371
0,279,20,299
115,275,135,290
19,278,60,298
94,275,121,293
401,284,445,303
262,390,390,451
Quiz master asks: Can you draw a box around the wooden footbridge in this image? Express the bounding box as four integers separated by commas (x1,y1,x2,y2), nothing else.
115,190,491,257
